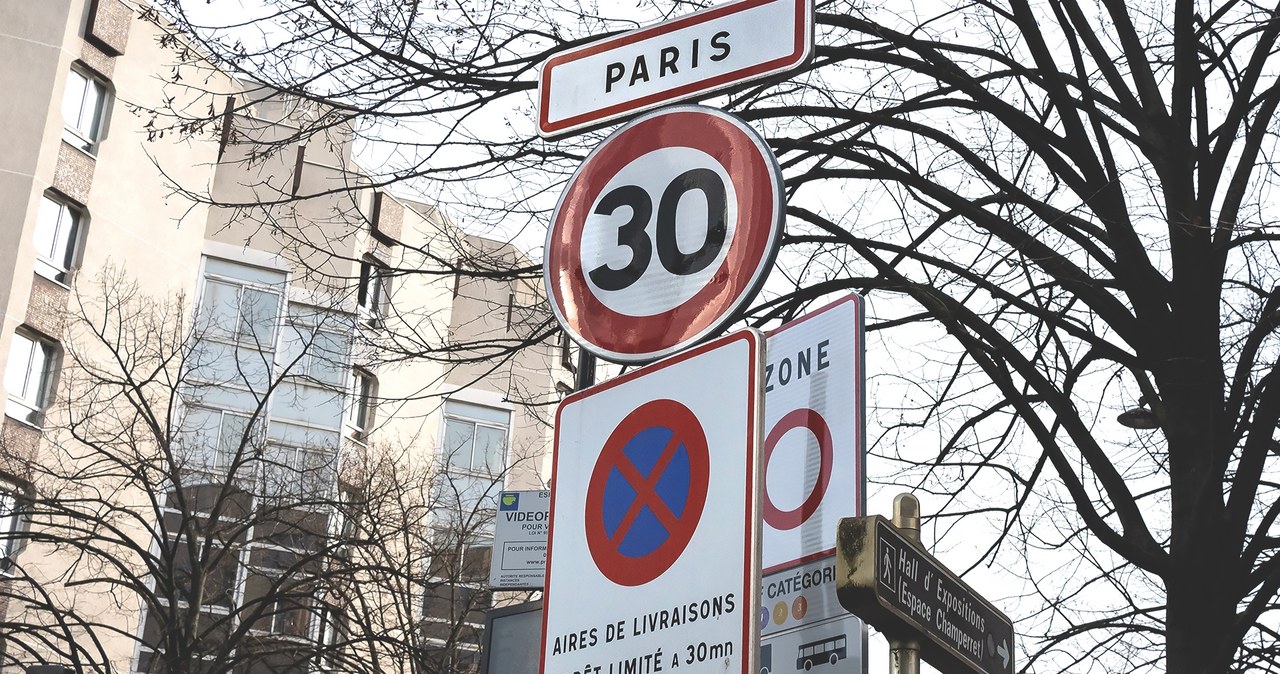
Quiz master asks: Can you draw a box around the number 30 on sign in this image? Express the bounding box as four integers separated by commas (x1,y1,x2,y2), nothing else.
544,105,784,364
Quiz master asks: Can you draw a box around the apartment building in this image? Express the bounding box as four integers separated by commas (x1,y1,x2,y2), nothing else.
0,1,570,672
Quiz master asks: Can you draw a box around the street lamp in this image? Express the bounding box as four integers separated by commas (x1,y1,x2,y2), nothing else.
1118,396,1159,429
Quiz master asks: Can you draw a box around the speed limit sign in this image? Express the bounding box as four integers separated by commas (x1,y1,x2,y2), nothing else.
545,105,784,363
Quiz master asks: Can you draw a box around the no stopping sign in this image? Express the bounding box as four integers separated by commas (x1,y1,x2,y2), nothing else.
545,105,784,364
584,399,710,586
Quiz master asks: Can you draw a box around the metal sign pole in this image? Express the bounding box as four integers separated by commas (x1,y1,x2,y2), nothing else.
889,494,921,674
574,350,596,390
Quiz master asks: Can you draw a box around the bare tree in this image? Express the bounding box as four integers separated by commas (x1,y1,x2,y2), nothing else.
129,0,1280,672
0,269,535,674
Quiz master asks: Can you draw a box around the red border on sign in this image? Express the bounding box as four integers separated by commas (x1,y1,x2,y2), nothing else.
584,398,710,586
538,0,813,137
762,407,833,531
542,329,764,674
545,106,782,363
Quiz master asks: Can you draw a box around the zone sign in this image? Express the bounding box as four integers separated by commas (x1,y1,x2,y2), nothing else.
544,105,783,364
538,0,814,138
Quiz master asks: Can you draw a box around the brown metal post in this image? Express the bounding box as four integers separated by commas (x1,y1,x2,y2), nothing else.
889,494,921,674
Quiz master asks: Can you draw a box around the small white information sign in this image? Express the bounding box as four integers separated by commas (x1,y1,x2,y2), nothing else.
542,330,764,674
490,490,551,590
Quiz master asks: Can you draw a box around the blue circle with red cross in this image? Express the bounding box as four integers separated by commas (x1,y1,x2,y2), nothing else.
585,399,710,586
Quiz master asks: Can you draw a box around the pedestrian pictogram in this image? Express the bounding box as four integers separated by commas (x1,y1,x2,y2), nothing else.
879,541,895,589
584,399,710,586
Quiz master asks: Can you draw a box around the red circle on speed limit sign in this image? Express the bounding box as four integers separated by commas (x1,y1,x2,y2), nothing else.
545,105,783,364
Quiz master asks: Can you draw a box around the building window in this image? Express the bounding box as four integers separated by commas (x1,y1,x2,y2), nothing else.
278,316,349,388
199,278,282,348
182,408,255,473
33,193,83,284
262,442,338,498
61,66,109,153
4,329,59,427
243,534,323,640
0,478,24,569
137,527,243,671
345,368,376,440
316,601,347,657
137,486,333,673
369,191,393,243
441,400,509,475
246,571,315,638
172,535,240,610
357,257,388,325
421,581,491,626
427,528,495,584
267,596,313,637
421,526,493,671
218,410,256,471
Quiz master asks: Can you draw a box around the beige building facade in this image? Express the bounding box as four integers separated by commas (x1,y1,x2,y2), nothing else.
0,2,570,672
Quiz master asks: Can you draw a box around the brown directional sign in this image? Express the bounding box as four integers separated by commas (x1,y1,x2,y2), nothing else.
835,517,1015,674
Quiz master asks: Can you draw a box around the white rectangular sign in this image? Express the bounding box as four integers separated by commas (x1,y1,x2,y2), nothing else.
537,0,814,138
758,295,865,674
542,330,764,674
490,490,551,589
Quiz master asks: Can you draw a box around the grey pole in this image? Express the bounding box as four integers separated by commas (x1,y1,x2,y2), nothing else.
889,494,921,674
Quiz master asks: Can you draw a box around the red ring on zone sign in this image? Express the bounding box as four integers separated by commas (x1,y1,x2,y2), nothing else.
545,105,783,364
762,408,833,531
